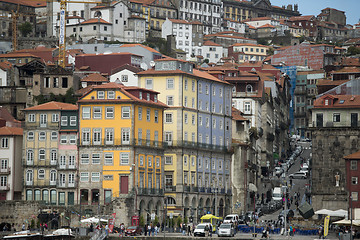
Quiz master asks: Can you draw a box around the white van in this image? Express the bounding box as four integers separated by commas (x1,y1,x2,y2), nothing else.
272,187,282,201
223,214,239,224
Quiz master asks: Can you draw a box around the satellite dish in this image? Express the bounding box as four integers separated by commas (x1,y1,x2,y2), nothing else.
150,61,155,67
140,62,148,70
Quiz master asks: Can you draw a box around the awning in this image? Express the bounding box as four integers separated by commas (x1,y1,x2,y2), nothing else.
80,217,108,223
333,219,360,226
200,214,222,220
315,209,348,218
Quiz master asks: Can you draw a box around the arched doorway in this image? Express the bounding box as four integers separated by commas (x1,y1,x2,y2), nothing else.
226,198,231,216
155,200,162,219
190,197,196,223
147,200,154,223
219,198,224,217
198,198,204,222
139,200,146,220
205,198,211,214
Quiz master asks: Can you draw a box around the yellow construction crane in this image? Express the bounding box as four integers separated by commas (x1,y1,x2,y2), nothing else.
17,0,106,68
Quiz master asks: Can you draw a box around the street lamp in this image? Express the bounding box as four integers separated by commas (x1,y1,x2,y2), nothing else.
163,196,167,239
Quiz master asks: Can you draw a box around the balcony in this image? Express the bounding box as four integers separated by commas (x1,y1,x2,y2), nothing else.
166,140,230,153
184,186,190,192
0,167,10,174
165,185,176,192
25,181,33,186
294,88,306,95
206,187,212,193
220,188,225,194
232,91,259,98
79,138,166,149
57,181,77,188
191,186,198,192
138,188,164,195
199,187,205,192
227,189,232,195
0,184,9,191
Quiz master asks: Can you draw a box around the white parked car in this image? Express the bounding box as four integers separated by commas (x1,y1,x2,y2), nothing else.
289,171,307,179
217,223,235,237
194,223,212,237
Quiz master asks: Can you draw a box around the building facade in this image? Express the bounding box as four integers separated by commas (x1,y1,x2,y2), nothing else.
23,101,78,206
77,82,167,225
137,57,233,221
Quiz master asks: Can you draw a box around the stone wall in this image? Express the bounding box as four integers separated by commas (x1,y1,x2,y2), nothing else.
311,127,360,211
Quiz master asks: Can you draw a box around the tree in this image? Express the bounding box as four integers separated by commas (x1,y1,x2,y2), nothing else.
139,215,145,227
347,46,360,56
176,216,182,227
19,22,32,37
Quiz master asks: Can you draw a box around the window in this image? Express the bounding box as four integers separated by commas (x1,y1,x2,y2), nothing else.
148,156,152,167
165,156,172,164
192,80,195,92
28,131,34,141
165,132,172,145
192,115,195,125
184,156,188,165
53,77,59,88
69,156,75,168
70,116,76,126
146,108,151,121
93,107,102,119
93,128,101,145
352,192,358,201
145,79,153,89
60,135,67,144
38,169,45,179
352,177,358,185
40,114,47,127
121,128,130,144
166,96,174,106
108,91,115,99
80,172,89,182
61,116,68,126
138,107,142,120
52,114,59,122
26,170,33,184
121,75,128,82
104,153,113,165
92,153,101,164
38,131,46,141
206,117,209,127
167,78,174,89
156,157,160,167
60,156,66,168
105,128,114,144
199,83,202,93
184,96,188,107
351,161,357,170
82,107,91,119
106,107,114,119
154,110,159,123
120,153,129,165
28,114,35,122
333,113,340,122
244,102,251,113
39,149,45,160
205,85,209,94
91,172,100,182
213,119,216,128
82,128,90,145
184,113,188,124
50,150,57,163
139,155,144,166
122,106,130,118
81,153,89,164
184,79,188,90
192,98,195,108
165,113,172,123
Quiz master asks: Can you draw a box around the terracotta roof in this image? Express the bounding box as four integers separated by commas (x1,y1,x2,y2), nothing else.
257,24,275,29
66,16,83,20
203,41,221,47
317,79,349,86
24,101,78,111
168,19,191,24
288,15,315,21
0,107,18,123
0,61,12,70
232,107,249,121
190,21,202,25
0,126,23,136
81,73,109,82
0,52,40,58
119,43,161,54
129,15,145,19
313,94,360,109
205,34,254,41
81,18,112,25
231,43,268,48
344,150,360,160
77,52,142,57
111,63,142,75
77,85,94,97
0,0,46,7
331,67,360,74
247,25,256,30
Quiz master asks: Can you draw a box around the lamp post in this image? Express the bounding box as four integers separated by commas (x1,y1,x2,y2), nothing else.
163,196,167,239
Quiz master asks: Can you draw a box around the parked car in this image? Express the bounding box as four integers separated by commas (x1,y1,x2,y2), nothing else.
223,214,239,225
124,226,142,236
289,171,307,179
194,223,212,237
274,167,283,176
217,223,235,237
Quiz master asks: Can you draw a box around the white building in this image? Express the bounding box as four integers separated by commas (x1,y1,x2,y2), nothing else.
178,0,222,35
223,19,246,33
0,126,23,200
202,40,223,64
243,17,280,28
110,64,142,86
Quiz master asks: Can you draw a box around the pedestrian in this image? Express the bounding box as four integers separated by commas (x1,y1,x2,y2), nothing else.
22,224,25,231
154,225,158,236
105,224,109,235
148,224,151,236
205,225,209,237
144,224,148,236
187,224,191,236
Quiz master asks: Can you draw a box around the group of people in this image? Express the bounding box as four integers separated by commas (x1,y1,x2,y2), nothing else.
180,223,196,236
144,222,160,236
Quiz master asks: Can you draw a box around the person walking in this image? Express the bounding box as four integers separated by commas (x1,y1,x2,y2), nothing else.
144,224,148,236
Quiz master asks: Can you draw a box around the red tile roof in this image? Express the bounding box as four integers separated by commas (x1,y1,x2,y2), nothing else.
331,67,360,74
203,41,221,47
81,73,109,82
0,126,23,136
288,15,315,21
168,19,191,24
0,61,12,70
24,101,78,111
316,79,349,86
0,52,40,58
231,43,269,48
232,107,249,121
344,151,360,160
81,18,112,25
77,52,142,58
257,24,275,29
313,94,360,109
0,0,46,7
243,17,272,22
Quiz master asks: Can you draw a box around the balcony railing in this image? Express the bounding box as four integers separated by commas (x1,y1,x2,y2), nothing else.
165,186,176,192
138,188,164,195
79,138,166,149
184,186,190,192
0,184,10,190
57,181,76,188
0,167,10,174
206,187,212,193
199,187,205,192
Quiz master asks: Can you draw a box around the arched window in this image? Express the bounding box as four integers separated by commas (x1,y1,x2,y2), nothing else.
43,190,49,204
27,149,34,163
50,190,57,205
26,189,33,201
26,170,33,183
246,84,253,93
34,189,41,201
165,197,176,205
50,170,57,183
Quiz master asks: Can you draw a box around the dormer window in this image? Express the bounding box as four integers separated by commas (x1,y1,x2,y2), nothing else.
147,93,150,101
139,91,142,99
108,91,115,99
325,99,329,105
246,84,253,93
154,95,158,103
98,91,105,99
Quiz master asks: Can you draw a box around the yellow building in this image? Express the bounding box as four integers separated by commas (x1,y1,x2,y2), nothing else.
77,82,167,224
230,43,269,62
